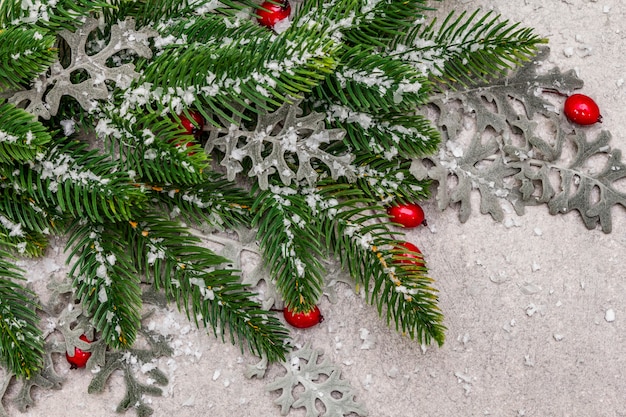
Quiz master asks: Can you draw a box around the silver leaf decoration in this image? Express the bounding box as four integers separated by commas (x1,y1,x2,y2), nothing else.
205,100,354,190
9,17,157,119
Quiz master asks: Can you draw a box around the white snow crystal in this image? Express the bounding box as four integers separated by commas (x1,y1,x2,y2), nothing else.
98,286,108,303
0,130,18,143
194,0,222,14
605,309,616,322
96,264,108,279
361,374,373,390
273,18,292,34
16,242,27,254
60,119,76,136
142,129,156,145
106,254,117,265
359,327,376,350
0,216,24,237
143,149,158,160
531,261,541,272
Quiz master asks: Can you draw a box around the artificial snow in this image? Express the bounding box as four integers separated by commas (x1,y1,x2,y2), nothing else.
60,119,76,136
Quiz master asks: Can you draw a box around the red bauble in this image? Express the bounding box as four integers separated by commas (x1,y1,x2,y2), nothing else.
393,241,425,267
66,334,92,369
283,305,323,328
563,94,602,125
179,110,205,139
387,203,425,228
257,1,291,28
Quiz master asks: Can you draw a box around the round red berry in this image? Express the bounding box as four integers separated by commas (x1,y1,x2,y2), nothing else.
179,110,205,139
283,305,323,328
387,203,425,228
393,241,425,268
563,94,602,125
257,1,291,28
66,334,92,369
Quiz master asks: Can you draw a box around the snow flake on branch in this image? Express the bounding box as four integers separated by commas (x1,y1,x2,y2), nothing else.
0,215,24,237
35,147,111,192
13,0,56,24
0,130,19,144
9,17,157,119
73,228,115,289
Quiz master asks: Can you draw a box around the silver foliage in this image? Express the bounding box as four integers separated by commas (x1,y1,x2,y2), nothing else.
205,100,354,190
413,48,626,233
8,18,156,119
265,343,367,417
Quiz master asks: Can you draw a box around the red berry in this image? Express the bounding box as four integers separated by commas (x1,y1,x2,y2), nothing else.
66,334,92,369
393,241,425,268
387,203,425,228
563,94,602,125
283,305,323,328
257,1,291,28
179,110,205,139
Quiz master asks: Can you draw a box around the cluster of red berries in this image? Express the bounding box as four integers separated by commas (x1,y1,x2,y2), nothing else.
282,202,428,329
386,202,426,269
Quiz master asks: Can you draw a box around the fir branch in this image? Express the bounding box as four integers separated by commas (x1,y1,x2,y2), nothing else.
127,216,290,361
0,253,44,378
112,0,208,27
15,139,147,223
0,228,49,258
313,182,445,345
150,173,253,230
351,155,432,205
66,221,143,348
0,101,52,163
102,108,211,186
252,183,326,313
0,27,56,92
318,102,441,158
290,0,362,33
0,192,61,237
390,10,546,87
342,0,432,48
139,12,339,120
152,4,265,43
0,0,111,30
314,45,431,115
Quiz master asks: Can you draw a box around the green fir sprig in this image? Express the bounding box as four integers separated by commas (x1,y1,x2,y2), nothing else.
0,0,545,381
0,253,44,378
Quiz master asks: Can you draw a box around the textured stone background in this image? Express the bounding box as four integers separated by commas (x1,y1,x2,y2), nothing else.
7,1,626,416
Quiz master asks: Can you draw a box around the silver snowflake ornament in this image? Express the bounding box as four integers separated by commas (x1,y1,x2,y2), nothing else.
266,343,368,417
9,17,157,119
205,100,355,189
